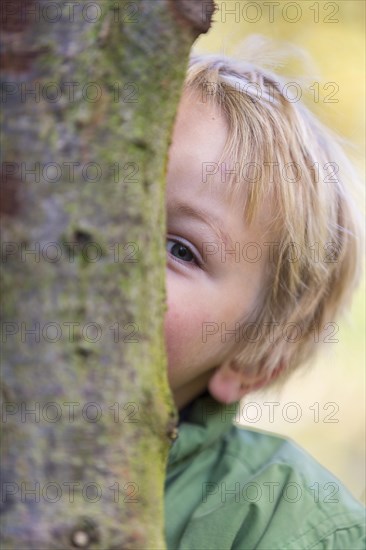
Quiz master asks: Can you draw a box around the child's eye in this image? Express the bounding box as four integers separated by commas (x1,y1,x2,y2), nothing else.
166,238,199,265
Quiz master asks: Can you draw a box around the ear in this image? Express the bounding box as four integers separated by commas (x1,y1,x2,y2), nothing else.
208,359,285,404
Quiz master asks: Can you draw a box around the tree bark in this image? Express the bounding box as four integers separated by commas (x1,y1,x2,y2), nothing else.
0,1,215,548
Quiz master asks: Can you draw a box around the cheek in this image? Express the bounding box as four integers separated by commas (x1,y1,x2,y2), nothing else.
164,299,201,364
164,280,211,372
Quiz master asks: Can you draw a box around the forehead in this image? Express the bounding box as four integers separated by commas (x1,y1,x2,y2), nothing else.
166,88,274,238
168,89,229,185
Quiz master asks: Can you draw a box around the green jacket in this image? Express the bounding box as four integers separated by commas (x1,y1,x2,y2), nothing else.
165,393,365,549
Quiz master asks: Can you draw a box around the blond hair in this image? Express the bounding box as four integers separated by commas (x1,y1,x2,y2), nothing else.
184,47,363,385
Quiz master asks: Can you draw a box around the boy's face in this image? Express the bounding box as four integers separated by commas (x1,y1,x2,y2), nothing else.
165,90,268,409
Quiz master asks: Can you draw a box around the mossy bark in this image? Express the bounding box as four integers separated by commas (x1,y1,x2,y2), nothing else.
0,1,215,548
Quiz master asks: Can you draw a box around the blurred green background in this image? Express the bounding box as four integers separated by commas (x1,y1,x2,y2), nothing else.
195,0,365,502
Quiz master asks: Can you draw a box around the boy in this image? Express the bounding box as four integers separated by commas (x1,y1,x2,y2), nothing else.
164,53,365,549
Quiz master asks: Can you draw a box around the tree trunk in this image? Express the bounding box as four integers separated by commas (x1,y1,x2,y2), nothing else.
0,1,215,548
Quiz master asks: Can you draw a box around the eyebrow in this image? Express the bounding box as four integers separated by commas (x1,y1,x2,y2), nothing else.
172,202,234,248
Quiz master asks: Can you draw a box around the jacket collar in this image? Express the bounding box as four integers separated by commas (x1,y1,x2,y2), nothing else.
167,392,239,467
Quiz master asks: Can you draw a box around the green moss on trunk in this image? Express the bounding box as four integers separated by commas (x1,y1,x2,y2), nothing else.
1,0,214,547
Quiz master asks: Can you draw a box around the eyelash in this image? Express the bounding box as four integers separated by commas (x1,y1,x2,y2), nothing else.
166,237,201,268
